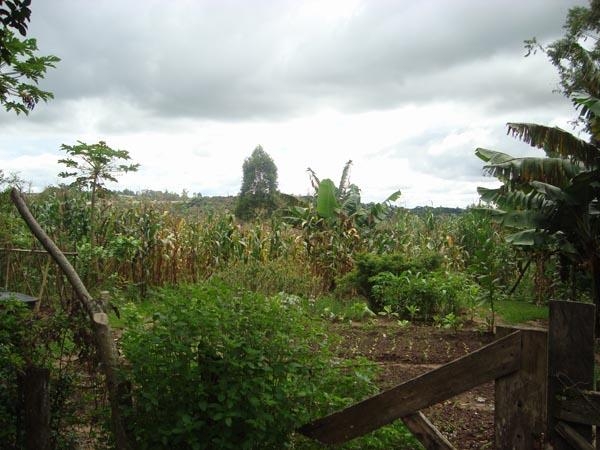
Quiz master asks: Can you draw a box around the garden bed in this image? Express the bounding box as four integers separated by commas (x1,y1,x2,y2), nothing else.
331,320,503,449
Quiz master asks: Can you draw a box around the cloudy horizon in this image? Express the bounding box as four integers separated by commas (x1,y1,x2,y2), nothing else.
0,0,589,208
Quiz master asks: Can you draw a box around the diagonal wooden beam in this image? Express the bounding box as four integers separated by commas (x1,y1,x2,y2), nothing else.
299,331,522,445
403,412,456,450
555,422,594,450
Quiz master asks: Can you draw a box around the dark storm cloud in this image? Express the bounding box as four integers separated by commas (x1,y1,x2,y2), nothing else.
21,0,586,127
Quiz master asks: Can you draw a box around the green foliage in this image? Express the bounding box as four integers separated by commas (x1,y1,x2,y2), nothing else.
0,300,29,446
234,192,279,221
494,299,549,324
433,312,462,331
32,186,90,245
285,161,401,289
339,252,443,304
526,1,600,133
211,258,324,298
0,30,59,114
58,141,139,255
0,0,59,114
121,281,379,449
369,269,476,321
0,0,31,44
58,141,139,192
476,122,600,312
316,178,339,218
0,299,80,449
235,145,279,221
295,295,376,322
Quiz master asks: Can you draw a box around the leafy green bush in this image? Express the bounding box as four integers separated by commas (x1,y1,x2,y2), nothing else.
0,300,29,447
337,252,443,306
120,281,379,449
0,300,80,449
369,270,477,321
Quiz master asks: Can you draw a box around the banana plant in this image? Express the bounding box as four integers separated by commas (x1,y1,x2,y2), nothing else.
476,118,600,325
285,161,401,289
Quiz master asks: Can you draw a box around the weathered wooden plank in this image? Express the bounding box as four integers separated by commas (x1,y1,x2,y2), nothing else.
495,328,547,450
299,331,522,445
555,421,594,450
548,301,595,450
403,412,455,450
555,390,600,426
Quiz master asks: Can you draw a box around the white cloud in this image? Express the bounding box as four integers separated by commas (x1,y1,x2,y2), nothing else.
0,0,589,207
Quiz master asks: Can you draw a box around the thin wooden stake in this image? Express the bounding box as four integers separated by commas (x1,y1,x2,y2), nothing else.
10,188,130,450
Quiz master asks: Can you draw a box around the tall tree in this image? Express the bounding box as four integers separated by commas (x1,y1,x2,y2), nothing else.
58,141,139,247
525,0,600,134
0,0,59,114
235,145,279,220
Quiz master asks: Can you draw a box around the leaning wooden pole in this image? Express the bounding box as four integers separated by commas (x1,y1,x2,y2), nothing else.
10,188,130,450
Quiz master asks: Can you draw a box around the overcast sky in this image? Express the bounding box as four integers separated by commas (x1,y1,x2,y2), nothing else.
0,0,590,207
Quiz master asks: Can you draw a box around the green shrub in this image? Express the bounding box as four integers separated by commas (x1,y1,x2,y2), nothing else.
337,252,443,306
0,300,29,447
369,270,477,321
0,300,80,449
120,281,378,449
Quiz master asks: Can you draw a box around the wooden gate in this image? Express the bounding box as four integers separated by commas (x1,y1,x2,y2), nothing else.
299,300,597,449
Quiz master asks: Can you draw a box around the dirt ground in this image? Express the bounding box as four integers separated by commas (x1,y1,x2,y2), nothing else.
332,320,507,449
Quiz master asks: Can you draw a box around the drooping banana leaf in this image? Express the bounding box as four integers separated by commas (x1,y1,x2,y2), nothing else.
530,181,574,205
484,156,580,188
340,183,361,216
477,186,547,211
477,186,504,204
507,122,600,166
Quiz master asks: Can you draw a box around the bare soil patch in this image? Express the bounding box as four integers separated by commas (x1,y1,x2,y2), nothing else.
331,320,499,449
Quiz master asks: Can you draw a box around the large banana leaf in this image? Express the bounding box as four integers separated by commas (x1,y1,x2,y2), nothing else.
384,189,402,203
497,209,547,230
340,183,361,216
477,186,547,210
475,148,515,164
530,181,575,205
505,229,550,246
316,179,339,218
574,94,600,118
507,122,600,166
483,156,580,188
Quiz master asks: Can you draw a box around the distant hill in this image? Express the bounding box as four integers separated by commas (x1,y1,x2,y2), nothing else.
405,206,465,216
113,190,465,217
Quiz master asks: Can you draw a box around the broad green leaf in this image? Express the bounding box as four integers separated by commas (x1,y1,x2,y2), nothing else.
530,181,571,204
316,179,339,218
384,190,402,203
505,229,548,246
475,148,514,164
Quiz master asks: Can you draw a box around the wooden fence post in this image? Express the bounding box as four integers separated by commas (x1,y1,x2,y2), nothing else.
18,366,51,450
547,300,595,449
495,326,547,449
